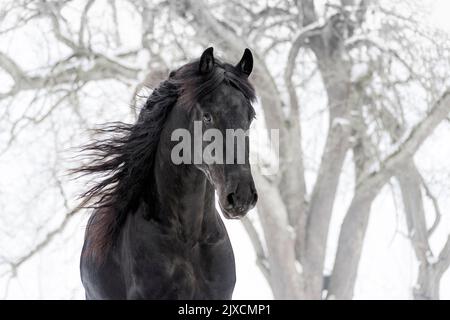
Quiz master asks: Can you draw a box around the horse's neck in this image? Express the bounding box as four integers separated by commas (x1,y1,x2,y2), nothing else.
152,145,216,242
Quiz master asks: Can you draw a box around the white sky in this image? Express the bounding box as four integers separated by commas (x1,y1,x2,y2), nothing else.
431,0,450,31
1,0,450,300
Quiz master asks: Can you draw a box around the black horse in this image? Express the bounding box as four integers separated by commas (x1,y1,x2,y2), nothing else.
77,48,258,299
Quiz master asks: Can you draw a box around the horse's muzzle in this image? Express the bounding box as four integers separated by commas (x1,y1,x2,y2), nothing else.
221,181,258,219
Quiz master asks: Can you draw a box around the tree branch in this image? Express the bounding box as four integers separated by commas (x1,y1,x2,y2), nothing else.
253,170,303,299
358,90,450,189
241,216,270,283
435,236,450,277
420,175,442,238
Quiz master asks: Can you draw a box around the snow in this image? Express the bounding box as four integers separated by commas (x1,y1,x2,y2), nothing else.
287,226,295,240
351,63,369,82
426,250,439,264
332,117,351,128
295,260,304,275
1,0,450,301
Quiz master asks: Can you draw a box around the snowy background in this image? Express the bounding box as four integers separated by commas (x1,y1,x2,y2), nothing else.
0,0,449,300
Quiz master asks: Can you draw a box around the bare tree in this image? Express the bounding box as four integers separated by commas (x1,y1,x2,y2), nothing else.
1,0,449,299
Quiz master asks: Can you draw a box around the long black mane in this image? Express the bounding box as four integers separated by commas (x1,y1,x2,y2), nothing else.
74,58,256,260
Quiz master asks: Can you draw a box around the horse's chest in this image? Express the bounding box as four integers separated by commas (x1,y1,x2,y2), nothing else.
168,241,236,299
129,237,236,299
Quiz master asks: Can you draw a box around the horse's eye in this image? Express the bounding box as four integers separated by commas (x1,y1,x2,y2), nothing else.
203,113,212,124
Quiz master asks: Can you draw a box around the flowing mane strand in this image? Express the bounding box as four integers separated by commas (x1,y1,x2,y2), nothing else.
74,58,256,262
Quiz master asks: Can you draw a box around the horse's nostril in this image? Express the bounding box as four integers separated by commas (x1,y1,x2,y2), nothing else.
252,192,258,205
227,193,236,207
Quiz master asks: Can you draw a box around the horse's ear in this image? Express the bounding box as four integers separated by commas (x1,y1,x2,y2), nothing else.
199,47,215,75
235,48,253,77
